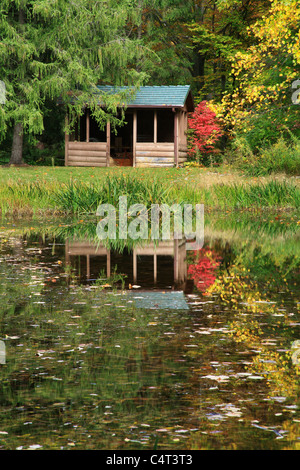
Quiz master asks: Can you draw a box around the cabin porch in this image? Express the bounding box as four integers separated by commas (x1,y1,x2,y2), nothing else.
64,85,193,168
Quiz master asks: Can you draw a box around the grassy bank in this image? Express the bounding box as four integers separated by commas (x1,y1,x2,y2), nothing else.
0,165,299,217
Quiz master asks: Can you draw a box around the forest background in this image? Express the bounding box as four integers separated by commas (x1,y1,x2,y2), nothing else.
0,0,299,176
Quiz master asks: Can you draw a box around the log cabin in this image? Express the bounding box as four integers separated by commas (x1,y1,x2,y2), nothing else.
65,85,194,168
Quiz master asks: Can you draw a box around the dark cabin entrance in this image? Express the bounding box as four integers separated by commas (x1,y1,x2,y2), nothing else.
110,112,133,167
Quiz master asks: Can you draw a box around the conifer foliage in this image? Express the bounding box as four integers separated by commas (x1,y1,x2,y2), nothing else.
0,0,148,164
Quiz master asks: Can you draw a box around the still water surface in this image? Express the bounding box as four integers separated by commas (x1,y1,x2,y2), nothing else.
0,214,299,450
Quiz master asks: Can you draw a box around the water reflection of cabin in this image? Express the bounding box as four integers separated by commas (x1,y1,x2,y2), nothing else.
65,239,187,290
65,86,194,168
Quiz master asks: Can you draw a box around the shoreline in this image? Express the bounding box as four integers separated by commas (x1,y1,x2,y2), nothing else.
0,166,299,218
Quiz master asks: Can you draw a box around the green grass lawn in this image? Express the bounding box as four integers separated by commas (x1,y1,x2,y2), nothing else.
0,165,299,217
1,163,298,187
0,164,234,185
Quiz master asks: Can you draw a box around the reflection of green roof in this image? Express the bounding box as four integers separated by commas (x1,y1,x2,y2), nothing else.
96,85,194,111
127,291,189,310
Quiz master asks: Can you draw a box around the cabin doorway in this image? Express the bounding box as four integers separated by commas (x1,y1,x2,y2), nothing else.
110,112,133,167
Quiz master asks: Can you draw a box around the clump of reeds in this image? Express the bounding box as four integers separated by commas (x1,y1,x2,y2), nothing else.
0,181,55,216
210,180,300,209
52,174,171,214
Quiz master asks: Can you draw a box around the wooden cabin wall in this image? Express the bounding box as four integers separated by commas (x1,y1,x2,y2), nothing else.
66,141,107,167
135,142,175,167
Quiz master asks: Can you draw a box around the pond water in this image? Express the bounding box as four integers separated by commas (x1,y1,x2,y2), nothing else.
0,212,299,450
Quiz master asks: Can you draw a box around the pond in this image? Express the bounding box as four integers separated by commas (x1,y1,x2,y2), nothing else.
0,211,299,450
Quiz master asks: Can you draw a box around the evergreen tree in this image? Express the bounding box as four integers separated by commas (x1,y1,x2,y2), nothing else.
0,0,149,164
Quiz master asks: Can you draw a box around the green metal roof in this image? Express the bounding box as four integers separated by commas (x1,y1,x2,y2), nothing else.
95,85,193,111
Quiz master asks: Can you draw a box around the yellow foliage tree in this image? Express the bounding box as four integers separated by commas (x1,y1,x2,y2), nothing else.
217,0,300,142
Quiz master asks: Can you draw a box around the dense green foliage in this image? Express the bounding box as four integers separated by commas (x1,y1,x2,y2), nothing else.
0,0,299,172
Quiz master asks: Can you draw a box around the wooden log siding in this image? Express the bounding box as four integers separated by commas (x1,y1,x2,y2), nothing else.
67,142,107,167
135,142,175,167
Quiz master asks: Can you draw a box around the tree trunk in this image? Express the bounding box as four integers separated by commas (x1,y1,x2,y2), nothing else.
137,0,143,40
193,53,206,91
10,122,24,165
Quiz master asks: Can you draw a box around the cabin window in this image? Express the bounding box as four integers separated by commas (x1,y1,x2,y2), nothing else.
157,109,174,142
77,111,106,142
89,114,107,142
137,110,154,142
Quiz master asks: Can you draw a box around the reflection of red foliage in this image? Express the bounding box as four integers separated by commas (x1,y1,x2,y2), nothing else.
188,248,221,292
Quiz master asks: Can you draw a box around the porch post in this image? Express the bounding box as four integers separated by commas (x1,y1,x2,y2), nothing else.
133,110,137,167
133,249,137,283
174,239,179,283
107,250,111,278
174,111,178,167
65,114,69,166
154,110,157,144
86,254,90,279
106,120,111,167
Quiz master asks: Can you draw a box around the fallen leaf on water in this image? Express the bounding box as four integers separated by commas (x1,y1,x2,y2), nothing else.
203,375,229,382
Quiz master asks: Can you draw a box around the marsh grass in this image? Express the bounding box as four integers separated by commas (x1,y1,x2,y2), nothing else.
0,168,299,216
52,173,172,214
210,180,300,208
0,180,60,216
52,175,300,213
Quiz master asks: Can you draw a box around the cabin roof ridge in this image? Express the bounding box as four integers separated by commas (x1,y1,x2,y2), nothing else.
95,84,193,110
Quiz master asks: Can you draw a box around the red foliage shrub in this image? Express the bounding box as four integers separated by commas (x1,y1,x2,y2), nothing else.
188,101,223,159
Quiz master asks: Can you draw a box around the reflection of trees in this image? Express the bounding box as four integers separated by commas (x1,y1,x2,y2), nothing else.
0,277,194,434
208,264,300,400
207,265,265,312
204,210,300,291
229,315,299,399
200,261,300,450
